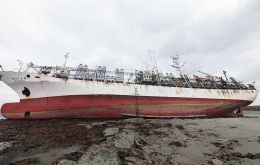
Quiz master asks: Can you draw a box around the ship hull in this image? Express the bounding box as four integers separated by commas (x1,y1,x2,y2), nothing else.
1,95,251,119
0,71,257,119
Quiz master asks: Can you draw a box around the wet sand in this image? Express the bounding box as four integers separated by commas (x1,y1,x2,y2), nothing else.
0,116,260,165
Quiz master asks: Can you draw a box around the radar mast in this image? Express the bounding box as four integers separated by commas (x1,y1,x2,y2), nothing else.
171,54,185,76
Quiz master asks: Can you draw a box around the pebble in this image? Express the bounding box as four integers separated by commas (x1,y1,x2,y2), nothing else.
0,142,11,151
103,127,119,136
211,158,223,165
57,159,76,165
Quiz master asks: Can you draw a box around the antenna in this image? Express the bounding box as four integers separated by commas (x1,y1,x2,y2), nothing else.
147,49,159,72
171,54,185,75
63,52,69,68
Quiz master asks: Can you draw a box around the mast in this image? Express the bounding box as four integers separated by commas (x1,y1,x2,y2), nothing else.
17,60,23,72
223,70,229,82
147,49,161,84
63,53,69,68
171,54,185,75
171,54,191,88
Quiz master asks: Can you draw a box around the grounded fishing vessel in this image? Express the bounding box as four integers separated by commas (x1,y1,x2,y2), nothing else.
0,56,258,119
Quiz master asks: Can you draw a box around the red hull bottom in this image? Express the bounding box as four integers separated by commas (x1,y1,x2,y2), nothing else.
1,95,251,119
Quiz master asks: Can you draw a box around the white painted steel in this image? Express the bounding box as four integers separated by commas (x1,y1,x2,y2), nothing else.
0,71,258,102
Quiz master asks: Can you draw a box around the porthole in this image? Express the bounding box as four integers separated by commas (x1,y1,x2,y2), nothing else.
26,74,30,78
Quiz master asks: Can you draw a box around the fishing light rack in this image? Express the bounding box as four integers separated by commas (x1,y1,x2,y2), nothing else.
24,63,255,91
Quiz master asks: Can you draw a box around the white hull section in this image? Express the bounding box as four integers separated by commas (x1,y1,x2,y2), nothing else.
0,71,258,102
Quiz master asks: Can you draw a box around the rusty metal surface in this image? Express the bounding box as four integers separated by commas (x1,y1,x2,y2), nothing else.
1,95,250,119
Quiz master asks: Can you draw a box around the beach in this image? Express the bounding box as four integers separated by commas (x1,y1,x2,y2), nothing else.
0,113,260,165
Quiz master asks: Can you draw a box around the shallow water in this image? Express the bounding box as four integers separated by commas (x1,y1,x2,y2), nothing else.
244,111,260,117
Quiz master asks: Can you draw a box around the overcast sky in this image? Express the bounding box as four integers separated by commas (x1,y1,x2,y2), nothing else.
0,0,260,107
